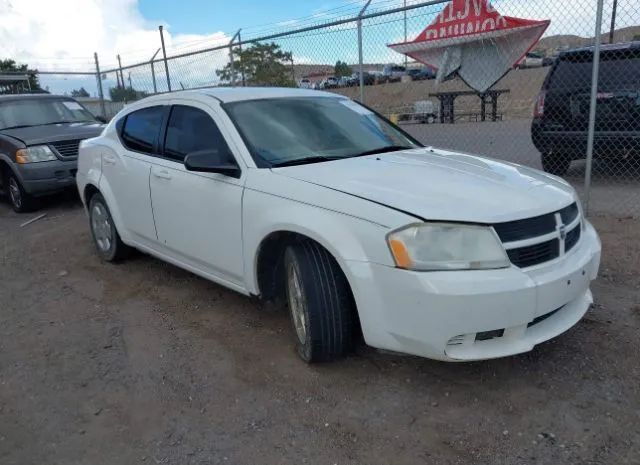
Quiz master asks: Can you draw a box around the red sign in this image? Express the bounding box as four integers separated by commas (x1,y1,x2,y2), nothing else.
415,0,541,43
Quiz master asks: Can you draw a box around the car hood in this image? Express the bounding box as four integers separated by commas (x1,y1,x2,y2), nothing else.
272,147,576,224
0,122,105,145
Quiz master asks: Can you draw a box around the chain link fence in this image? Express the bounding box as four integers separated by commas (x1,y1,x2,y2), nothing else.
4,0,639,219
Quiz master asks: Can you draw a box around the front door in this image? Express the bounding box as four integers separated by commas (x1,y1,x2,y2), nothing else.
148,100,245,286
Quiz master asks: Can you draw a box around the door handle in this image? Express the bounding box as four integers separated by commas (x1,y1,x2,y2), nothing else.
153,169,172,180
103,155,116,165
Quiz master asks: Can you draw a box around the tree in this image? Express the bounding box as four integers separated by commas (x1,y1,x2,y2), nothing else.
71,87,90,98
0,59,40,91
217,42,295,87
334,60,352,77
109,86,147,102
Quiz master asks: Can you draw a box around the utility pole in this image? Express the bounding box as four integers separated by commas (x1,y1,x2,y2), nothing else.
150,48,160,94
608,0,618,44
159,25,172,92
357,0,372,103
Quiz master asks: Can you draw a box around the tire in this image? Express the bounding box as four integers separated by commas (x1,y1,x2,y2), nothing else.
426,115,436,124
88,192,130,262
284,241,355,363
5,171,36,213
541,152,572,176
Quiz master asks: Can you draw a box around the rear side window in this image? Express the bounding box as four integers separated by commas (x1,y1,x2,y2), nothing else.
549,49,640,92
120,106,164,154
163,105,233,163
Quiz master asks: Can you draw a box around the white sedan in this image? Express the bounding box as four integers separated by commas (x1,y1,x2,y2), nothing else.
76,87,601,363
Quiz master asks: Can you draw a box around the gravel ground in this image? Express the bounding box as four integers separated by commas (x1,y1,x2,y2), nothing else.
1,184,639,465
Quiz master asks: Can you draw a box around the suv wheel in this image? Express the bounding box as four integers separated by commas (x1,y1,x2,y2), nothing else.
89,193,130,262
284,241,355,363
6,172,36,213
541,152,572,176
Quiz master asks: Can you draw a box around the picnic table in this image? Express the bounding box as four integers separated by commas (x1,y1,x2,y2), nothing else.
428,89,510,124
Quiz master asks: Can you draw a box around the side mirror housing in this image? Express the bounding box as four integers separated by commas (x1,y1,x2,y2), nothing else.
184,150,241,178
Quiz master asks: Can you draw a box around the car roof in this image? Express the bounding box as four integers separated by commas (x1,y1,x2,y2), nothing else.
150,86,347,104
560,40,640,57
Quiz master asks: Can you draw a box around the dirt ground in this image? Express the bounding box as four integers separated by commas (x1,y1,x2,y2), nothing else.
0,193,639,465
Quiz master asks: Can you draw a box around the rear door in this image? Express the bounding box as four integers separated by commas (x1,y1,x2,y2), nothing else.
544,47,640,132
148,99,245,286
101,105,166,244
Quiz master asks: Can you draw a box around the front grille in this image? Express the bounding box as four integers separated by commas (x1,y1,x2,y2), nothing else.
507,239,560,268
565,224,581,252
494,202,581,268
50,139,81,158
493,213,556,242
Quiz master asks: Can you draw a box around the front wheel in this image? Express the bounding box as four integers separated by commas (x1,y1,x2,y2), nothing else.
89,193,130,262
6,172,36,213
541,152,572,176
284,241,355,363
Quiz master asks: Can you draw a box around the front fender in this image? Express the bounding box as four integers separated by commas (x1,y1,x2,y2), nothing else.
242,188,394,295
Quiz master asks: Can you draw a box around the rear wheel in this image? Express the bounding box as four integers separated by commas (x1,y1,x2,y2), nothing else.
284,241,355,363
541,151,572,176
89,193,130,262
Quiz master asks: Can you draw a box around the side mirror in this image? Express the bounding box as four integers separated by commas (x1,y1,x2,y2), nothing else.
95,115,107,124
184,150,241,178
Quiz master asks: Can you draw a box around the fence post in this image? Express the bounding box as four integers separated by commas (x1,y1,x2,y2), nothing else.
229,30,241,87
93,52,106,119
357,0,372,103
159,25,172,92
150,48,160,94
584,0,605,215
238,30,246,87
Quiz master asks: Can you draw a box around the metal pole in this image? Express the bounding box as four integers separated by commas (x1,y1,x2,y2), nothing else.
159,25,172,92
358,0,372,103
238,30,246,87
94,52,106,119
404,0,408,68
608,0,617,44
117,54,124,88
150,48,160,94
229,30,241,87
584,0,604,215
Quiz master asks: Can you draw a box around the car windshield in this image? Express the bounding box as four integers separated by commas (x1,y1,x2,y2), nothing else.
223,97,421,166
0,98,96,130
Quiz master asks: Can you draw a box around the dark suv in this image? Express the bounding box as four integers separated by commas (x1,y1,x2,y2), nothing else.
0,94,105,212
531,41,640,175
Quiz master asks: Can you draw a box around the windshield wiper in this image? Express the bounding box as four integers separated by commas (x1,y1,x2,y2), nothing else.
348,145,415,158
271,155,343,167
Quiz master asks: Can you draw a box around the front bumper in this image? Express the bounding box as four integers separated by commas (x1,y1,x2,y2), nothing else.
14,158,78,196
345,222,601,361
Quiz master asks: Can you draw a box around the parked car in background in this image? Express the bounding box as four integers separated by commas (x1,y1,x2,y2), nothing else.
298,78,312,89
407,67,436,81
337,75,357,87
516,52,545,69
531,41,640,175
0,94,105,212
351,71,376,86
321,76,339,89
77,87,600,364
382,64,407,82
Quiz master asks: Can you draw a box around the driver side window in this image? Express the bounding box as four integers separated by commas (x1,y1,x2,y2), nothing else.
163,105,234,163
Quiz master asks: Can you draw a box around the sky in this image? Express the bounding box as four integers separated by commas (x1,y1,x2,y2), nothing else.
0,0,633,96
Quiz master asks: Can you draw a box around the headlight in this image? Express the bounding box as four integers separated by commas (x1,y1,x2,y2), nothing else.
16,145,57,163
387,223,510,271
